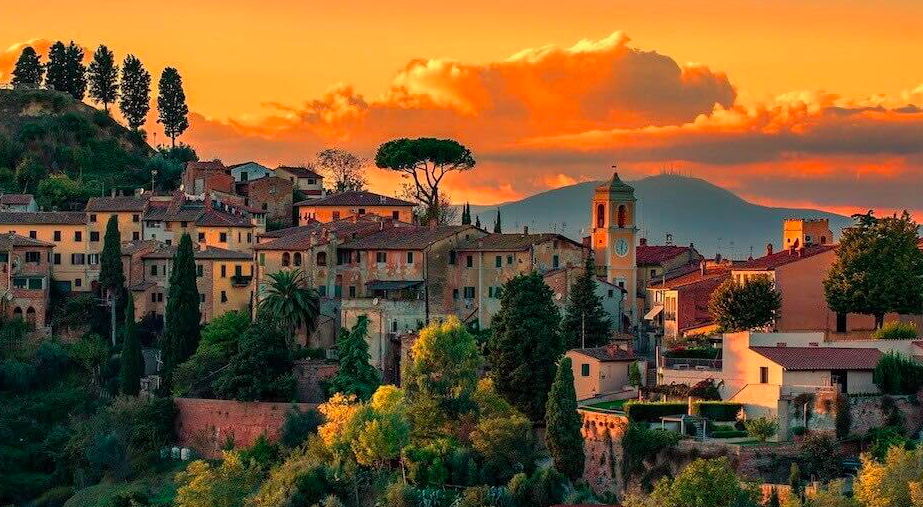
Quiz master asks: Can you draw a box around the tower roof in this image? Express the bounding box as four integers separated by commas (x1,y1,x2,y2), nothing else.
596,172,635,198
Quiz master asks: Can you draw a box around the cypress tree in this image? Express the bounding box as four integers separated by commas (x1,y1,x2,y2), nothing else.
560,256,612,349
461,203,471,225
88,45,118,111
788,463,802,500
160,233,201,390
119,55,151,131
493,208,502,233
63,41,87,100
99,215,125,296
119,292,144,395
489,272,563,420
545,357,585,480
767,488,780,507
157,67,190,147
11,46,44,89
475,215,481,229
45,41,68,93
327,316,381,400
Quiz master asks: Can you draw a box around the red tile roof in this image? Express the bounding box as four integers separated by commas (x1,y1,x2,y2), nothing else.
186,160,226,171
277,165,322,179
86,195,150,212
339,225,476,250
296,190,415,208
455,233,584,252
734,244,834,271
0,194,34,205
570,345,636,362
648,264,731,290
0,211,87,225
0,232,53,248
750,346,882,370
637,245,693,266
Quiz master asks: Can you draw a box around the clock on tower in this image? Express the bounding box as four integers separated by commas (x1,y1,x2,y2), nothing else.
590,171,638,326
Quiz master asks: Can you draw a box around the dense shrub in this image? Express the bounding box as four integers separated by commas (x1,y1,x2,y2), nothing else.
692,401,742,421
688,379,722,400
662,346,719,359
623,401,688,422
710,429,748,439
873,321,918,340
873,351,923,395
621,423,683,481
744,417,778,442
279,407,322,448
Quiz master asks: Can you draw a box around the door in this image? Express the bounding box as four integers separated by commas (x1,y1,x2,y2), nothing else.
831,369,848,393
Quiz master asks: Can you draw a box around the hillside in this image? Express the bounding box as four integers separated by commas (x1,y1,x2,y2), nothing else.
470,174,853,258
0,88,154,200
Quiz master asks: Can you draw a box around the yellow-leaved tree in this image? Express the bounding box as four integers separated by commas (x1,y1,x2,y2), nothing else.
855,447,923,507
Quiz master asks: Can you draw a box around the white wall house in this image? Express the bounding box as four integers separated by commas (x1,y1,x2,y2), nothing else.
228,162,274,183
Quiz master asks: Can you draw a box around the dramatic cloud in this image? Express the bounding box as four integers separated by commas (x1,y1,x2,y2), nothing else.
0,39,56,81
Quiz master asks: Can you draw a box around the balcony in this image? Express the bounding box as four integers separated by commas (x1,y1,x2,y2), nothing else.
659,357,723,371
231,275,252,287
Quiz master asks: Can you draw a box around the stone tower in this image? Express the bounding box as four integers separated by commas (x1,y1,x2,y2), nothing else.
591,172,638,326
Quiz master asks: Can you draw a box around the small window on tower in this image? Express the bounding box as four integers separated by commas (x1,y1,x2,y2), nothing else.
617,205,627,228
596,203,605,228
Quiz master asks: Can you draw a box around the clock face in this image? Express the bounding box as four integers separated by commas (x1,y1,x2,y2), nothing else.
615,238,629,257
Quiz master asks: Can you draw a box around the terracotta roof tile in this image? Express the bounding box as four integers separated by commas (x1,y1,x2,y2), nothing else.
86,195,150,212
734,244,835,271
0,211,86,225
0,232,53,248
196,208,252,228
571,345,637,362
0,194,34,205
637,245,693,266
455,233,584,252
277,165,322,179
186,160,226,171
296,190,415,208
339,225,476,250
750,346,882,370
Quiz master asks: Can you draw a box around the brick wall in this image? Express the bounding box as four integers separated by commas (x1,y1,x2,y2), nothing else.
294,360,338,402
578,409,629,496
247,177,293,228
173,397,317,458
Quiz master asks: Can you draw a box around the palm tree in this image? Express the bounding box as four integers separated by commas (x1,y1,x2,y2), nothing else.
258,269,321,348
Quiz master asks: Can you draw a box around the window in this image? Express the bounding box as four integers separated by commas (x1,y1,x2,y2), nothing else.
29,230,36,239
650,269,657,278
608,289,614,298
74,231,82,242
836,313,847,333
262,203,268,211
241,171,248,181
282,252,290,266
198,232,205,241
349,285,356,298
259,253,265,266
759,367,769,384
133,214,139,223
133,231,140,241
466,255,473,268
318,285,327,297
200,293,206,303
88,254,99,265
449,251,456,265
90,231,100,242
392,211,400,220
28,278,42,290
181,221,188,228
553,254,560,269
157,292,164,302
507,255,513,266
196,265,203,277
74,278,82,287
376,251,386,263
407,251,414,264
221,291,228,303
596,203,605,228
165,239,172,245
308,178,316,185
358,208,366,215
25,251,41,263
334,285,342,297
495,255,502,268
12,278,26,289
453,288,459,300
53,253,61,265
247,233,252,243
219,232,227,243
332,211,341,220
151,265,158,276
71,253,85,265
581,363,590,377
151,293,157,303
617,205,627,228
317,251,327,266
463,286,475,299
220,265,227,278
90,214,97,223
53,230,61,241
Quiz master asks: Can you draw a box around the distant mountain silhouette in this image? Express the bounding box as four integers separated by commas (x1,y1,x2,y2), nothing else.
469,174,853,258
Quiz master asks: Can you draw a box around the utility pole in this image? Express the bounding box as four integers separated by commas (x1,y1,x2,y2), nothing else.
582,311,585,349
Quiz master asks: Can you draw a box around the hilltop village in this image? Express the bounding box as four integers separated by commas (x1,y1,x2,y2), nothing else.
3,158,923,507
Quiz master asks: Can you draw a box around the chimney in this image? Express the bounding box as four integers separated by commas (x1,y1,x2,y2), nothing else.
700,260,706,276
766,243,773,256
689,242,694,249
639,237,648,246
524,226,529,235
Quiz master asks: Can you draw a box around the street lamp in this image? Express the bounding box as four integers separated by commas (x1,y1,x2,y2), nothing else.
151,169,158,193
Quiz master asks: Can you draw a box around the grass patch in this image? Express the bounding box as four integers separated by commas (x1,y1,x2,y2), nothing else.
588,399,627,411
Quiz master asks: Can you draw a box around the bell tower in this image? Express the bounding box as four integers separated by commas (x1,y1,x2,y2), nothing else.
591,170,638,327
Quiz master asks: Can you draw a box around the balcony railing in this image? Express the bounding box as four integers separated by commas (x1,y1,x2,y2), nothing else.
659,357,723,371
231,275,252,287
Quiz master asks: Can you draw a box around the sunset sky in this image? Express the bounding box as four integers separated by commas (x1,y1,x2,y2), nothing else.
3,0,923,217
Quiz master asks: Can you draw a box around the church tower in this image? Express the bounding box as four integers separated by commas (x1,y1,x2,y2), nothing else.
591,172,638,326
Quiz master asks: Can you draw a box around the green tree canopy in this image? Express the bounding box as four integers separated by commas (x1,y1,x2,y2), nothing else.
11,46,44,88
160,233,201,391
493,208,502,233
99,214,126,296
489,272,563,421
257,269,320,346
36,173,87,210
88,44,119,111
403,316,483,416
118,55,151,131
157,67,190,147
213,316,295,402
199,310,250,354
63,41,87,100
561,256,612,348
824,211,923,328
327,316,381,401
708,276,781,332
461,203,471,225
315,148,368,193
648,457,759,507
375,138,475,223
544,356,585,480
44,42,69,93
119,292,144,395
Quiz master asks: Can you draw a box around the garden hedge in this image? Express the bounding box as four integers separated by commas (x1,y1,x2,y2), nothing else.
693,401,743,421
623,401,688,422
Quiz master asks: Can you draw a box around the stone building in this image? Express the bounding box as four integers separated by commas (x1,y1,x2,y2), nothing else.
296,191,416,224
86,195,151,242
275,166,325,196
237,176,294,229
0,233,53,336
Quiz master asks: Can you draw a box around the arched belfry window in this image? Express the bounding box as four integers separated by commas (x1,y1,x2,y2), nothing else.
617,205,627,228
596,204,605,228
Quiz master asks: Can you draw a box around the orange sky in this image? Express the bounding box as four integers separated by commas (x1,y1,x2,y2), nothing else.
3,0,923,217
